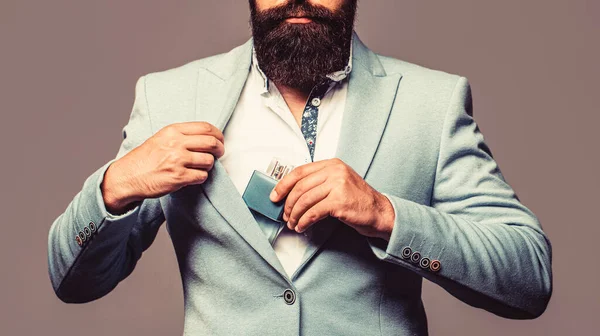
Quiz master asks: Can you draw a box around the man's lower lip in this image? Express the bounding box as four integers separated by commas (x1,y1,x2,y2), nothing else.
285,17,313,24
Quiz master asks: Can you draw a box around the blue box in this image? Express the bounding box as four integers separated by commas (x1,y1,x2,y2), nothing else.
242,170,286,222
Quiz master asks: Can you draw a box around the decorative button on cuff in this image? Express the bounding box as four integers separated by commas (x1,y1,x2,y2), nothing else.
419,257,431,269
410,251,421,264
401,247,412,259
76,221,98,246
401,246,441,273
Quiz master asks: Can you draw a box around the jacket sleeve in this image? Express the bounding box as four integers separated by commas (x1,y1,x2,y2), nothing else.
47,75,165,303
368,76,552,319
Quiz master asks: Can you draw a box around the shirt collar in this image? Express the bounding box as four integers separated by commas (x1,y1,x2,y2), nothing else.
251,39,353,93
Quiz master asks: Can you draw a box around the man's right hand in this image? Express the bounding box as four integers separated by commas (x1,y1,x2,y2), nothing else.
101,121,225,215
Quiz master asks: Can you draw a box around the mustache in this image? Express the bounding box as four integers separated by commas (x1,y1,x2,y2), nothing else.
254,1,343,25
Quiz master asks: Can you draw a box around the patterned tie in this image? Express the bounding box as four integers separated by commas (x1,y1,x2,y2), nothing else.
300,80,334,162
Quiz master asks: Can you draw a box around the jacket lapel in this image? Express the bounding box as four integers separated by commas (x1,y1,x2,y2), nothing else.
291,33,403,280
195,39,289,279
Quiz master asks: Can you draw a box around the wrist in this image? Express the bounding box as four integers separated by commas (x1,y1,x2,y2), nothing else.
101,161,140,215
374,193,395,241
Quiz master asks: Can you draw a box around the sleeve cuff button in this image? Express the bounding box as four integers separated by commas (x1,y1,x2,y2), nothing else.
410,251,422,264
78,231,86,243
401,247,412,259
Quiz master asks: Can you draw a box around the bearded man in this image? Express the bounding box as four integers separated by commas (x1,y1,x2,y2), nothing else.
47,1,552,335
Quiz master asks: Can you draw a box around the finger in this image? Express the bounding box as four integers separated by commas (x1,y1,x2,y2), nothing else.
271,158,341,202
283,171,329,222
185,169,209,185
174,121,224,143
287,182,331,230
294,197,335,233
183,152,215,170
183,135,225,158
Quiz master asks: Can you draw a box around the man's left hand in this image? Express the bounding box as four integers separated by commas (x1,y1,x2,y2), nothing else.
269,158,395,241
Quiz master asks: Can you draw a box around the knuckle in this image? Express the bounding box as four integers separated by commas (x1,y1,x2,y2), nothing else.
201,122,213,133
166,138,179,149
289,167,301,179
335,164,348,176
164,124,178,135
198,170,209,182
284,200,292,213
206,153,215,165
166,151,185,167
330,205,343,219
204,154,215,169
307,212,318,223
170,166,187,183
294,181,307,195
165,150,181,162
296,193,311,208
209,136,219,149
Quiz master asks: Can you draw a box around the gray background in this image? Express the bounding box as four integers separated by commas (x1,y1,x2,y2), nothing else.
1,0,598,335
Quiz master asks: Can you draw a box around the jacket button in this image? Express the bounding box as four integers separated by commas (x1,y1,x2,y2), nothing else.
419,257,431,269
410,251,421,264
401,246,412,259
78,231,86,243
83,226,91,238
75,235,83,246
283,289,296,305
430,260,441,272
89,221,97,233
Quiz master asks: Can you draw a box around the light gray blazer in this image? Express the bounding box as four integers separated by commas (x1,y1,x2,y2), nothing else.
47,32,552,335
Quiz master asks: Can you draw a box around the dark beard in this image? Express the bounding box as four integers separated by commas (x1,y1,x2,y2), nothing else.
249,0,357,92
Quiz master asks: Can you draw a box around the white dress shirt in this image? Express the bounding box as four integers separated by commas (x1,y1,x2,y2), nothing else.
219,50,350,277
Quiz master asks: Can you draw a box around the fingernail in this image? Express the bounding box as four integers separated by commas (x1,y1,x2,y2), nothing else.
270,190,278,201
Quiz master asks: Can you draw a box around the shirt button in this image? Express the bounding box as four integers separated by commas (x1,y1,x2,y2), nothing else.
311,97,321,107
283,289,296,305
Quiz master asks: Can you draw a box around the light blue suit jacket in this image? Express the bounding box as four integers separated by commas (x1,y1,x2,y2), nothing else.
47,33,552,335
